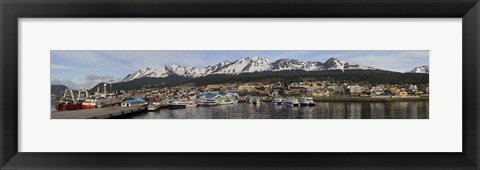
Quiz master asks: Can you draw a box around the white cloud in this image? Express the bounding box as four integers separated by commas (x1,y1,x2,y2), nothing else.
51,64,77,70
52,74,121,90
51,79,80,90
86,74,114,81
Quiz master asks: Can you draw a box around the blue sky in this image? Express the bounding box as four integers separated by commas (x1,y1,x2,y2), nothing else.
51,50,429,90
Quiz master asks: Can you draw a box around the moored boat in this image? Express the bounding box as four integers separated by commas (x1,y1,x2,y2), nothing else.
198,99,220,107
83,83,122,109
286,98,300,107
55,89,82,111
82,96,122,109
272,97,283,105
169,100,197,109
82,98,120,109
218,98,238,105
81,98,98,109
96,96,122,108
148,102,161,111
300,97,316,106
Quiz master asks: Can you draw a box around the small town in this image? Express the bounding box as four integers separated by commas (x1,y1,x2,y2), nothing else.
128,80,430,102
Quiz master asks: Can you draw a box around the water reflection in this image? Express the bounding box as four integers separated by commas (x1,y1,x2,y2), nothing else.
119,101,429,119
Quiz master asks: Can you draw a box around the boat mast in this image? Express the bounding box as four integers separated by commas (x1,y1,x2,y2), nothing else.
96,86,100,99
109,80,113,108
103,83,107,98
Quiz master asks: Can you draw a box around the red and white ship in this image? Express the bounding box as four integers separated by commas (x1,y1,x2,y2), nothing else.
82,83,122,109
82,95,122,109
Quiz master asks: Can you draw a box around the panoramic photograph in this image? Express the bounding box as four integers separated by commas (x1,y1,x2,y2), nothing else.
51,50,429,119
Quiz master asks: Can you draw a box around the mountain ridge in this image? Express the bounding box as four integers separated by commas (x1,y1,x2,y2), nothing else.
122,57,378,82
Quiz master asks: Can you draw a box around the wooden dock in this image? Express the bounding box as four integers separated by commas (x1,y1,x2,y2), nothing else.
51,106,147,119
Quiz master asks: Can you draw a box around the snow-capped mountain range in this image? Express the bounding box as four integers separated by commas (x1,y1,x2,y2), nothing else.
407,65,429,74
122,57,379,82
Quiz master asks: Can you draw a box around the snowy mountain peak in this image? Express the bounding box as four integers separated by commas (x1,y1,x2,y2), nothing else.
121,67,159,82
271,58,306,71
121,57,379,82
323,57,346,70
139,67,151,71
408,65,429,74
240,56,271,63
219,60,230,65
325,57,342,62
302,61,324,71
214,56,272,74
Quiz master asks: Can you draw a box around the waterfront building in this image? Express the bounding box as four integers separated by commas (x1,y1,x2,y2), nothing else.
121,99,146,107
306,86,315,96
197,93,222,100
238,85,256,92
348,85,365,95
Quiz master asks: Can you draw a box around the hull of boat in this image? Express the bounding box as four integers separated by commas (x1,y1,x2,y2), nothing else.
169,104,186,109
198,103,219,107
55,102,82,111
185,104,198,108
83,98,121,109
81,103,97,109
286,102,300,107
273,102,283,105
98,100,121,107
300,101,316,106
83,105,96,109
148,106,161,111
219,100,237,105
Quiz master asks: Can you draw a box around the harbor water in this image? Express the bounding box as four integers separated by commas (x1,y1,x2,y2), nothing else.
118,101,429,119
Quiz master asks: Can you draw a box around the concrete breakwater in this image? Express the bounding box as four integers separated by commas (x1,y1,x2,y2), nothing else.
51,106,147,119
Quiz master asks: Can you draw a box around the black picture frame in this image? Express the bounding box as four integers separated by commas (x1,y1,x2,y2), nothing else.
1,0,479,169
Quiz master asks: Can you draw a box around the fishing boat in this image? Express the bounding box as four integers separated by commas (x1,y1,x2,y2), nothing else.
300,97,316,106
169,100,198,109
55,89,82,111
198,99,220,107
81,98,99,109
82,83,122,109
97,94,122,108
82,94,122,109
285,98,300,107
147,102,161,111
272,97,283,105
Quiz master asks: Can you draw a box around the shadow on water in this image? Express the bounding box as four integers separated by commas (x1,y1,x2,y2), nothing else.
117,101,429,119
